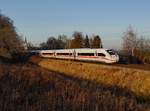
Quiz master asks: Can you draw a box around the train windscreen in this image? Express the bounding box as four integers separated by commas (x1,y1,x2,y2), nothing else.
106,50,116,55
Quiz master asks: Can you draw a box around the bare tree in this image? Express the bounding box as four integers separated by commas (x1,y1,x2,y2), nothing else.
70,32,84,48
46,37,58,49
40,42,48,50
84,35,90,48
65,39,72,49
135,37,150,63
40,35,68,50
57,35,67,49
91,35,103,48
122,26,137,56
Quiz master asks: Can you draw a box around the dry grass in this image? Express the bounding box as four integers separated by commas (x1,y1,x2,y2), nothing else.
37,58,150,103
0,64,143,111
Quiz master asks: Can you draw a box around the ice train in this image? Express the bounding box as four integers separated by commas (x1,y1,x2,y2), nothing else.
39,48,119,64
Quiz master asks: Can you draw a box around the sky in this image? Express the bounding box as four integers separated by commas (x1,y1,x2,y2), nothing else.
0,0,150,49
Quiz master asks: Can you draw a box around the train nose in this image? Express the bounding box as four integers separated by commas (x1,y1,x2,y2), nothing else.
111,55,119,62
115,55,119,62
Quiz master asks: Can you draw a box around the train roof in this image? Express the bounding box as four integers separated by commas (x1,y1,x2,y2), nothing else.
40,48,110,53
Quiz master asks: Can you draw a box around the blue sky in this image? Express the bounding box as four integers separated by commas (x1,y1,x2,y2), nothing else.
0,0,150,49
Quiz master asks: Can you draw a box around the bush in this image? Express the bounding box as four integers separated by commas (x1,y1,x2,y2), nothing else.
0,13,25,59
0,48,11,58
135,50,150,64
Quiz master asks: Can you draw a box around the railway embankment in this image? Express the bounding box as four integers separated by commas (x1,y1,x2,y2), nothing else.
0,63,144,111
0,55,149,110
31,56,150,104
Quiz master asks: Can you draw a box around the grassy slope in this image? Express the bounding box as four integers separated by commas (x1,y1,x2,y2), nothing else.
37,58,150,102
0,64,143,111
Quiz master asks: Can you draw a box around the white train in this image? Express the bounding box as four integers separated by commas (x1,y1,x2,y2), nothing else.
39,48,119,64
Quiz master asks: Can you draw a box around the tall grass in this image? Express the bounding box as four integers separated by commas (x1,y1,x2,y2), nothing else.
0,64,143,111
36,57,150,103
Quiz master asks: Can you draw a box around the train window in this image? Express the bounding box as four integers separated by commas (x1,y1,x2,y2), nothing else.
78,53,94,56
57,53,72,56
42,53,53,55
106,50,115,55
98,53,106,57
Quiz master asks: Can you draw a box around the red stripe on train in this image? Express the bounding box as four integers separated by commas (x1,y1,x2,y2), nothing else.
78,56,99,58
78,56,115,61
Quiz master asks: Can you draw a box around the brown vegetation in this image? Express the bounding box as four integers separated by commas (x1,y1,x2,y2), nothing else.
135,50,150,64
38,31,103,50
134,38,150,64
0,12,149,111
0,13,24,58
36,57,150,104
0,63,144,111
122,26,150,64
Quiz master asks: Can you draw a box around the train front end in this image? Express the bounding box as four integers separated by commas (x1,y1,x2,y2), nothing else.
106,49,119,63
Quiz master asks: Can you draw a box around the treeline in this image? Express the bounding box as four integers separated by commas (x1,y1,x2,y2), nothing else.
122,26,150,63
134,38,150,63
27,32,103,50
0,12,150,63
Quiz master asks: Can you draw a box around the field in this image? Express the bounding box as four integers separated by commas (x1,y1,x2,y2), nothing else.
0,56,149,111
32,56,150,108
0,63,144,111
36,57,150,101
